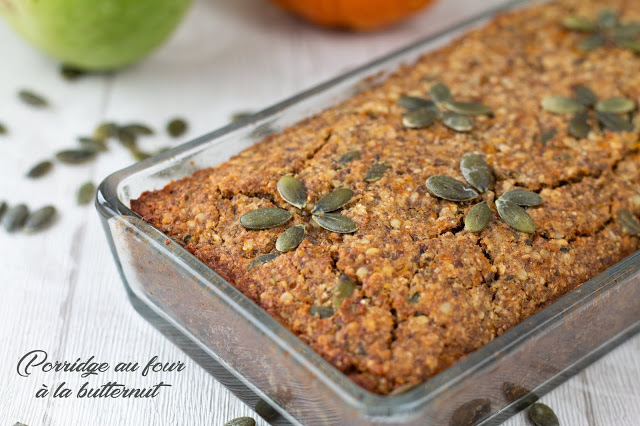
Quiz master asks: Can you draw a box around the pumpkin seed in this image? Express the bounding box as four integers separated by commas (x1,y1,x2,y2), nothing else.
612,22,640,39
0,201,6,221
573,85,597,106
167,118,188,137
364,162,391,182
464,201,491,232
617,209,640,235
23,205,56,233
223,417,256,426
597,9,618,29
26,160,53,178
443,100,492,116
275,224,305,252
496,199,536,233
409,292,420,304
398,96,436,111
442,111,473,132
429,83,452,103
614,37,640,53
563,16,597,32
240,208,292,230
277,175,307,209
2,204,29,232
117,127,137,148
568,111,591,138
528,403,559,426
337,149,361,165
540,128,557,145
499,189,543,206
402,106,438,129
121,123,154,135
255,399,279,421
78,137,108,152
541,96,585,114
76,181,96,205
309,305,334,319
248,253,281,269
130,148,151,161
595,97,635,114
55,149,96,164
18,89,48,107
231,111,255,122
596,111,634,132
60,64,86,81
313,188,354,214
426,176,480,202
0,123,7,135
332,274,356,312
578,33,605,51
313,213,357,233
93,122,118,141
460,153,492,193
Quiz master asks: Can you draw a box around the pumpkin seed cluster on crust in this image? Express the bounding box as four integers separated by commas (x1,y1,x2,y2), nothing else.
541,84,635,138
239,175,357,256
563,9,640,53
399,83,492,132
427,153,543,233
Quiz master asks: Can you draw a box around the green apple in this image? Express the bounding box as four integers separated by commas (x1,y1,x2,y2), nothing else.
0,0,192,70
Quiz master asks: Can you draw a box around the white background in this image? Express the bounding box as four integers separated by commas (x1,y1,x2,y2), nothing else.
0,0,638,425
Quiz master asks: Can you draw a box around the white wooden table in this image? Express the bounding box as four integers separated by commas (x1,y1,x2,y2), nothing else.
0,0,638,425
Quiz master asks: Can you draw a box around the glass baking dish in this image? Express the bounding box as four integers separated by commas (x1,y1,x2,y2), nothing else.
96,0,640,424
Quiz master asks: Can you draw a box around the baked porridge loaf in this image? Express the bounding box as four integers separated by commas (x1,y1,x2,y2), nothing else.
131,0,640,394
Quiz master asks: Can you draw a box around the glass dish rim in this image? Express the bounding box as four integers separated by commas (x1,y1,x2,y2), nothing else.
96,0,640,414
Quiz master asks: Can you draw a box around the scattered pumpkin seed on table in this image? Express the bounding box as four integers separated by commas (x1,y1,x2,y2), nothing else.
528,402,559,426
595,97,635,114
23,206,56,233
77,182,96,205
60,64,87,81
223,417,256,426
2,204,29,232
78,136,108,152
117,127,137,148
93,122,118,141
0,201,7,220
18,89,48,107
26,160,53,178
167,118,188,137
398,95,436,110
0,123,7,135
121,123,154,135
231,111,255,122
55,149,96,164
541,96,585,114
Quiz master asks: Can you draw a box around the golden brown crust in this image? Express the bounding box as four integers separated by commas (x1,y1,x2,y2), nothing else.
131,0,640,394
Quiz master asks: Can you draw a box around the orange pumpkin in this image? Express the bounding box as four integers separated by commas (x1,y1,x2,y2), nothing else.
271,0,437,31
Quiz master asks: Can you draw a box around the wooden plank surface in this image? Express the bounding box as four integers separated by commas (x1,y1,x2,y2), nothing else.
0,0,638,425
